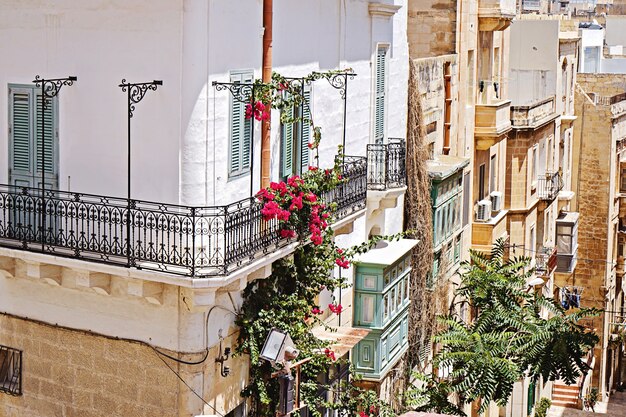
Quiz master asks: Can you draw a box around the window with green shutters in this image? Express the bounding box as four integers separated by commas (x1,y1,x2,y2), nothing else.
280,84,311,179
228,71,253,178
374,45,388,144
8,85,58,189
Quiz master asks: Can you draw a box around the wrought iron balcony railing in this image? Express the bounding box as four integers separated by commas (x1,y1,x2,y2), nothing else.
0,157,368,278
366,138,407,190
535,246,557,278
537,171,563,201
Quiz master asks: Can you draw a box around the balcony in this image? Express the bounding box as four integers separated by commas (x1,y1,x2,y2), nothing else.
535,246,557,279
537,172,564,201
366,138,407,191
555,211,578,274
474,99,512,150
511,97,558,130
0,145,406,278
478,0,516,31
365,139,408,222
471,209,508,253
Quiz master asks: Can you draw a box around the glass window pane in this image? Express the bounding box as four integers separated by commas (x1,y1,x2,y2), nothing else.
362,295,375,323
383,295,389,321
557,235,572,253
363,275,377,290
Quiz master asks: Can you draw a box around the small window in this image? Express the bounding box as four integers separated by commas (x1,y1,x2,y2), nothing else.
620,167,626,193
405,277,410,301
0,345,22,396
463,172,470,227
383,294,389,321
361,295,375,324
363,275,377,290
531,146,538,186
530,224,536,257
490,154,497,193
478,164,486,201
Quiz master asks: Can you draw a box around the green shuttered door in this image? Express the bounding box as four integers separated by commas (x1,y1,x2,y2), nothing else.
8,86,58,189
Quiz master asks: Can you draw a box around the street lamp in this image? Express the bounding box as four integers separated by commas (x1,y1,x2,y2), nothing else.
260,329,300,415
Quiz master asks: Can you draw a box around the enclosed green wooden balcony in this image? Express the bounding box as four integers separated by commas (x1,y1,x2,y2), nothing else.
351,239,418,380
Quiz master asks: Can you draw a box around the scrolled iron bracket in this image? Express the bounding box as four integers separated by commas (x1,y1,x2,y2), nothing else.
311,71,356,100
212,81,255,104
32,75,78,109
119,79,163,118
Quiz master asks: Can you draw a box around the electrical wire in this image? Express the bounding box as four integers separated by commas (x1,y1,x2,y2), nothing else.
151,345,210,366
153,348,225,417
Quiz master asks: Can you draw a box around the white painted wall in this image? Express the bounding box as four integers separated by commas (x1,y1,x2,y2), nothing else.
579,27,605,73
0,0,410,348
0,0,185,203
606,16,626,48
509,20,559,105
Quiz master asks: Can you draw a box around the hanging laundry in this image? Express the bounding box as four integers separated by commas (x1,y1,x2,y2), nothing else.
560,287,570,309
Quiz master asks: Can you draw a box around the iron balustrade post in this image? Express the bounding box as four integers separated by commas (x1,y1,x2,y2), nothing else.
342,74,348,164
32,75,77,251
118,79,162,267
191,207,196,277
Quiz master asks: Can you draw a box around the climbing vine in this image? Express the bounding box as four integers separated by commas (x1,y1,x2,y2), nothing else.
234,70,402,416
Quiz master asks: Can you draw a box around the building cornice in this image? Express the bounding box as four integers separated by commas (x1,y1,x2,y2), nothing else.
369,2,402,18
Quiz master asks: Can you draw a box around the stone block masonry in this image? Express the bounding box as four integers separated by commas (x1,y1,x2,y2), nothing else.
0,314,180,417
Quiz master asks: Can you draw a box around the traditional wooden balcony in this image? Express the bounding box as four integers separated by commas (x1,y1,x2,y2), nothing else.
511,96,558,130
475,99,512,150
471,209,508,253
478,0,516,31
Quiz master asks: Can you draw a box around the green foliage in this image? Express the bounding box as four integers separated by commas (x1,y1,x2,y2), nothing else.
417,238,599,414
584,387,599,411
234,69,400,417
404,373,466,416
535,397,551,417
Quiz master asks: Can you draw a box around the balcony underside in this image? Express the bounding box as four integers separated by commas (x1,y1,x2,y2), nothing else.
471,209,509,253
475,100,512,150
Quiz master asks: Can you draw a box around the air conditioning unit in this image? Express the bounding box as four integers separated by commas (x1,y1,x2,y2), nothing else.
476,199,492,222
490,191,503,213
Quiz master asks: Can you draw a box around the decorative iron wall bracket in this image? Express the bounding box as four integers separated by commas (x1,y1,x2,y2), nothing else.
118,79,163,267
32,75,77,251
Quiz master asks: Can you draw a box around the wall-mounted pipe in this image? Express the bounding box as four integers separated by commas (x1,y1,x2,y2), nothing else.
261,0,273,188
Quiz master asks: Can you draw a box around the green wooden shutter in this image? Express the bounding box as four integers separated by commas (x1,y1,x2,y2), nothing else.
299,85,311,174
229,71,253,177
375,46,387,142
230,93,243,175
35,94,57,182
281,100,294,178
9,90,33,186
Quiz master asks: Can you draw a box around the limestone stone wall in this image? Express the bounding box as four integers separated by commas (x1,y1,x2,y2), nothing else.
572,74,626,394
0,314,180,417
407,0,457,58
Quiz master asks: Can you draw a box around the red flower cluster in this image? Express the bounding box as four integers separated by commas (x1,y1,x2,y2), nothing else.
335,248,350,269
311,306,323,315
245,100,270,121
324,348,336,361
328,303,343,315
257,175,331,245
358,406,378,417
260,201,290,222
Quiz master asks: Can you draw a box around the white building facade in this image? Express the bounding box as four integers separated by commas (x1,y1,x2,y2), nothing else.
0,1,410,416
